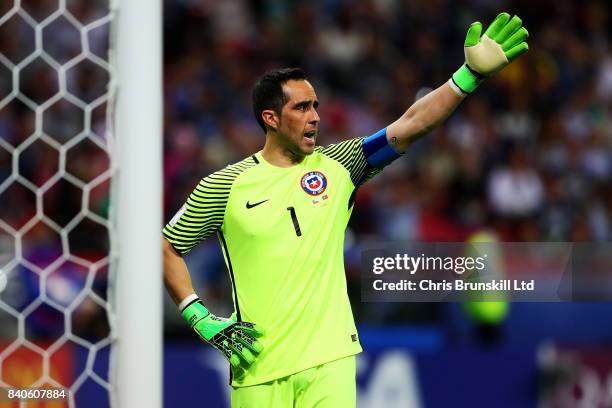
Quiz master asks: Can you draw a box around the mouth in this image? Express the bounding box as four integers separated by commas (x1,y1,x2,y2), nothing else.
304,130,317,140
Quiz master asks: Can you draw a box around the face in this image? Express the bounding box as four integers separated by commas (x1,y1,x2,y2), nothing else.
272,79,320,158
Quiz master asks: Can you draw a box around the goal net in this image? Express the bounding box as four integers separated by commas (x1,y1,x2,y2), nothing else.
0,1,116,406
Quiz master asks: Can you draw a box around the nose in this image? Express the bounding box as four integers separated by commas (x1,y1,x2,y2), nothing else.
309,107,320,124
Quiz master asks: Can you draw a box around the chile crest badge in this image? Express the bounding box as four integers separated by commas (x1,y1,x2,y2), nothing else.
300,171,327,196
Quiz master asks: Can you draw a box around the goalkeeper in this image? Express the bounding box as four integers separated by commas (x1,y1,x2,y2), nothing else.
163,12,528,407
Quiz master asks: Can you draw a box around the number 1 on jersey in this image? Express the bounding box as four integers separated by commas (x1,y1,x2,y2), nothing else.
286,207,302,237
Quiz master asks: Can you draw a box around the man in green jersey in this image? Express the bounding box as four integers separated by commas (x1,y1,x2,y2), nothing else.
163,12,528,407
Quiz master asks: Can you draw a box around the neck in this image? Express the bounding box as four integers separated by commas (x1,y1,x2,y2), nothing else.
261,133,305,167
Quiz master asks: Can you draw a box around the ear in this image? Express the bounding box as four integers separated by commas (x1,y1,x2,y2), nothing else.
262,109,279,131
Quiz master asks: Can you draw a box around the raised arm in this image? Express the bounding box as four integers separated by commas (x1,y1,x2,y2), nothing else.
387,83,463,152
387,12,529,152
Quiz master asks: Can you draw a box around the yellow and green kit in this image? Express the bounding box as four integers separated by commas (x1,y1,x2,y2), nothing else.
163,131,398,388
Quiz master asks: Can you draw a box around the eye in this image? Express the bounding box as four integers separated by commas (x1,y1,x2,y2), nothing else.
295,102,312,112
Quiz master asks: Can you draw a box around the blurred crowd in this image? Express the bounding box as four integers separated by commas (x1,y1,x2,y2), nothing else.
163,0,612,241
0,0,611,329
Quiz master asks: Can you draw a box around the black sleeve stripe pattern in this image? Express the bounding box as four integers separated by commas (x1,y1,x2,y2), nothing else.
317,137,381,187
162,156,258,256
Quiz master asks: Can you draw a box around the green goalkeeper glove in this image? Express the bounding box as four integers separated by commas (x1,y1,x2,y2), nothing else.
451,12,529,94
181,299,264,367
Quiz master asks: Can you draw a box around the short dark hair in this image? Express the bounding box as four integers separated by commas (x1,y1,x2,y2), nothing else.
252,67,307,132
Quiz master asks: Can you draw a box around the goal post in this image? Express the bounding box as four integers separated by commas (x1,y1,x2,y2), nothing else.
113,0,163,407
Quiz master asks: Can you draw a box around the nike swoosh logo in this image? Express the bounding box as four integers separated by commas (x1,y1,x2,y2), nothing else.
246,199,269,209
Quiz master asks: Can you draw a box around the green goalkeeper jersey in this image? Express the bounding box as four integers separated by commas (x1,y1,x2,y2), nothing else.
163,137,383,387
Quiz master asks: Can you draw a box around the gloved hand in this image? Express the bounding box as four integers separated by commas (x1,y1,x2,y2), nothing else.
182,299,264,367
452,12,529,94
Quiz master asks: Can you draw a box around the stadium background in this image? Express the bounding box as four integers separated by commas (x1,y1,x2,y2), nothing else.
1,0,612,407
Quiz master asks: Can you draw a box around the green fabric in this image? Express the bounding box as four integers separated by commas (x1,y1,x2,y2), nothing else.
231,356,356,408
182,301,264,367
484,12,510,39
485,12,529,62
464,22,482,47
463,301,509,325
502,27,529,51
453,12,529,93
493,15,522,44
452,64,482,94
505,41,529,62
181,300,210,331
462,231,509,325
164,137,389,387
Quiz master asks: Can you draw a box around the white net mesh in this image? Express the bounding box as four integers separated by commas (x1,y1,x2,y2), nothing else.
0,1,115,407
